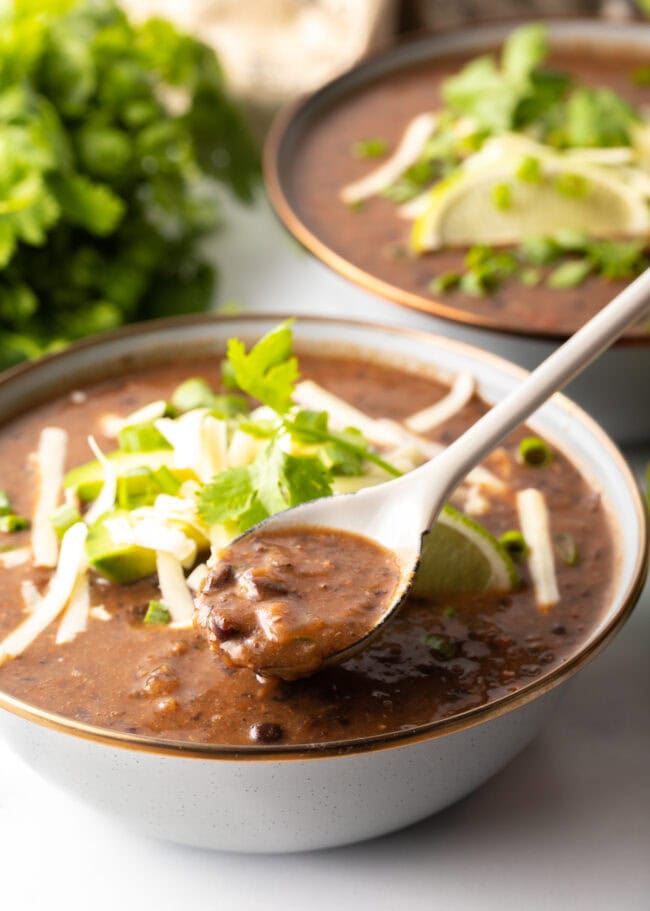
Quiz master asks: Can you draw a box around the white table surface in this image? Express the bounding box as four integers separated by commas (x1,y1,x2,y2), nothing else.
1,196,648,911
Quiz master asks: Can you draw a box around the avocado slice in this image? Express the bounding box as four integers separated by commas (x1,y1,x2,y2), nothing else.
65,450,197,502
86,510,156,583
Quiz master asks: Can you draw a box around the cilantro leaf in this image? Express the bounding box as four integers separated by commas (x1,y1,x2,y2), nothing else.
49,173,125,236
198,438,332,532
197,466,255,526
502,23,549,82
562,88,638,148
226,320,299,413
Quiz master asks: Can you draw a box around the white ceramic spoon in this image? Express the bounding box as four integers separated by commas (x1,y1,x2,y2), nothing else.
226,269,650,676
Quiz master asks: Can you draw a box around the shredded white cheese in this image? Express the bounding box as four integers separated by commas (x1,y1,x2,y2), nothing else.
56,573,90,645
20,580,42,614
294,379,504,491
84,436,117,525
517,488,560,611
89,605,112,622
340,112,439,203
405,372,476,434
31,426,68,567
104,514,196,566
156,551,195,627
186,562,209,593
0,547,31,569
0,523,88,664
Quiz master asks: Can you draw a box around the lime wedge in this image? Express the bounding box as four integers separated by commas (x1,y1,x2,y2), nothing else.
411,504,518,596
411,135,650,251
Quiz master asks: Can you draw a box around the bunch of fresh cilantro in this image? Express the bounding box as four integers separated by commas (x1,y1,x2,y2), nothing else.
0,0,259,369
198,322,399,532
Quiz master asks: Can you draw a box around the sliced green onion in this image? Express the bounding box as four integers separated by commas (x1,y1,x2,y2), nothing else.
516,155,541,183
441,606,457,619
421,633,456,660
0,514,29,533
555,532,579,566
118,421,172,453
143,600,171,625
491,182,512,210
555,173,589,198
547,259,593,289
0,490,11,516
151,465,181,495
171,378,216,412
430,272,461,293
499,529,530,560
519,235,560,266
519,267,541,287
351,138,388,159
50,503,82,538
517,436,554,467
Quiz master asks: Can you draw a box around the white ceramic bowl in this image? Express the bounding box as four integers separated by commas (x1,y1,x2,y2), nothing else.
0,315,646,853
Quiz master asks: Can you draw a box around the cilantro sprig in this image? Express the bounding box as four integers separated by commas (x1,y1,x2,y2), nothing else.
0,0,259,370
197,324,400,532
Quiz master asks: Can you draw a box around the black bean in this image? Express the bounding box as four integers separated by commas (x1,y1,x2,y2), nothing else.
552,624,567,635
208,612,240,642
203,562,233,592
249,722,284,743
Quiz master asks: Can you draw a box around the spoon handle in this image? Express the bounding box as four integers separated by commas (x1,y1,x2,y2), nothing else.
423,267,650,524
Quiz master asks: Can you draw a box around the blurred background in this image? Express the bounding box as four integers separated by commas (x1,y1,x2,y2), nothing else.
0,0,648,369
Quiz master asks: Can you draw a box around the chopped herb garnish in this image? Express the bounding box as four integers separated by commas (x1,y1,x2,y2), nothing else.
491,182,512,210
50,504,82,538
441,605,457,619
421,633,457,660
430,272,462,294
516,155,542,183
554,173,589,198
631,65,650,86
555,532,579,566
517,436,554,467
499,530,530,560
143,600,171,625
352,139,388,159
0,514,29,533
226,320,299,414
520,267,541,287
520,235,560,266
118,422,172,453
547,259,593,289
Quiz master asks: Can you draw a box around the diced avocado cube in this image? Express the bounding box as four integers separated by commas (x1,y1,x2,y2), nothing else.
86,510,156,583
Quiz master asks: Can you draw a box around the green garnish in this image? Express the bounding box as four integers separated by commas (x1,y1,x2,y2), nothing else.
441,605,457,619
118,423,172,453
554,173,589,199
226,320,299,414
0,490,12,517
499,530,530,560
0,514,29,533
547,259,593,289
516,155,542,183
555,533,579,566
517,436,554,467
520,267,541,287
491,182,512,211
631,65,650,86
352,139,388,159
0,0,259,371
421,633,457,660
430,272,462,294
50,504,82,538
143,601,171,626
0,489,29,532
